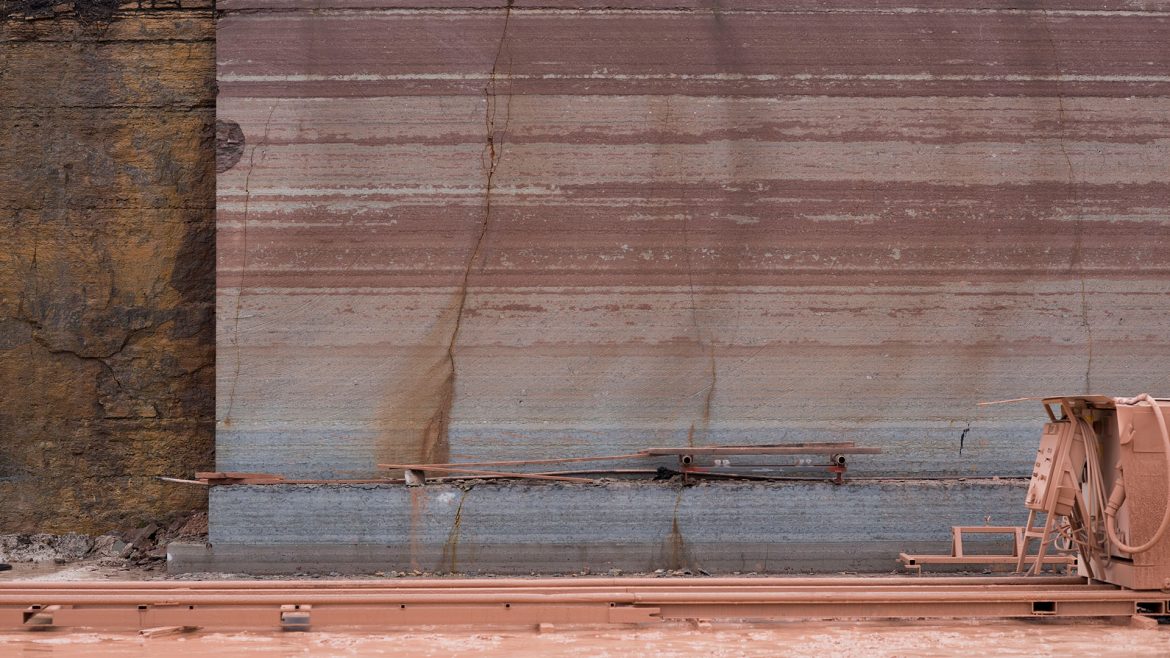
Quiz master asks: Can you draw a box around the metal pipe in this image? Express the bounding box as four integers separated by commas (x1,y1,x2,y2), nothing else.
0,576,1088,590
0,588,1144,606
0,583,1111,599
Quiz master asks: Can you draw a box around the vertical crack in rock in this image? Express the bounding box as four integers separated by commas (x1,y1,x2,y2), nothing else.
681,5,750,447
1040,10,1093,394
702,345,716,434
222,105,277,427
20,162,68,330
410,1,514,466
439,486,472,573
680,161,716,448
662,487,696,571
31,203,44,308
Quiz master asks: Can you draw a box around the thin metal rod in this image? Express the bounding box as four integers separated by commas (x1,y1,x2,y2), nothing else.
644,445,880,456
392,453,652,469
377,464,592,483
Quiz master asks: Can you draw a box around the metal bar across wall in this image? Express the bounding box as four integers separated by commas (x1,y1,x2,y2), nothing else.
2,577,1168,630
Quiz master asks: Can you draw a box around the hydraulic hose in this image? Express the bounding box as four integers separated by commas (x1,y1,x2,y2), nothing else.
1104,394,1170,554
1072,415,1110,562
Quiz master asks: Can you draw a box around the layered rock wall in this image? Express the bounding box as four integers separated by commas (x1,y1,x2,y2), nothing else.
209,1,1170,572
218,2,1170,479
0,0,215,532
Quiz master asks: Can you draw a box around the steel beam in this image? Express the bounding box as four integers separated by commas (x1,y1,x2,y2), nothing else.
2,577,1168,630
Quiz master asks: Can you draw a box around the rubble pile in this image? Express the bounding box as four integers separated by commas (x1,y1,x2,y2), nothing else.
0,512,208,569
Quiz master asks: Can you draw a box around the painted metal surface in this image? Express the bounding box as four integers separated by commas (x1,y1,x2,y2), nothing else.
2,577,1166,630
216,2,1170,483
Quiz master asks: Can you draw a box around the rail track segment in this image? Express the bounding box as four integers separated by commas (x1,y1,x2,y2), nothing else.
3,577,1168,631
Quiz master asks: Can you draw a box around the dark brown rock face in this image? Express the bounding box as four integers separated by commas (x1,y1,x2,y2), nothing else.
0,1,215,532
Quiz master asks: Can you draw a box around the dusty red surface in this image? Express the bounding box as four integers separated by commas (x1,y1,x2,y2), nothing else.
4,620,1170,657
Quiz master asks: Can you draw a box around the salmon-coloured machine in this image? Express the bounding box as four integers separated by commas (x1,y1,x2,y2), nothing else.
1021,394,1170,590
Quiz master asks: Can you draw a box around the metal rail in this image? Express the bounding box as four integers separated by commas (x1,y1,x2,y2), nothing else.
3,576,1168,630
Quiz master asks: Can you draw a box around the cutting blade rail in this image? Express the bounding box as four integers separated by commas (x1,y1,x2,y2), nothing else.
2,577,1166,630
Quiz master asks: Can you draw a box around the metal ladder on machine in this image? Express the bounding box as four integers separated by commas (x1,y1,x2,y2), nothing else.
1018,508,1060,575
1017,493,1094,577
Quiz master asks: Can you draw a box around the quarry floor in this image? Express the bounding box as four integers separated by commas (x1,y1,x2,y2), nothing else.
1,619,1168,657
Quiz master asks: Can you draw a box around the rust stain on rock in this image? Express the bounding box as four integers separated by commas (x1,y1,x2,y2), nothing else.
660,488,699,572
439,488,471,573
377,2,513,468
408,487,426,572
375,316,455,467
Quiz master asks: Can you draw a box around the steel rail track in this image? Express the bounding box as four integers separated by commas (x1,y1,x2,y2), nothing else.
0,576,1090,589
2,577,1167,630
